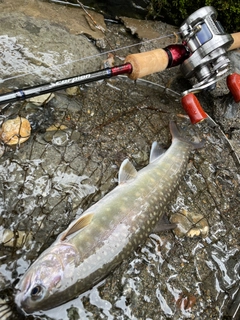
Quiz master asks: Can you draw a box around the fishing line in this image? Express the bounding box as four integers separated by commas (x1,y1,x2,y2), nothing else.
52,33,180,69
1,20,180,84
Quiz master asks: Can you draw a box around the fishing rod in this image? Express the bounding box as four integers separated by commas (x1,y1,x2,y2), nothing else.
0,6,240,124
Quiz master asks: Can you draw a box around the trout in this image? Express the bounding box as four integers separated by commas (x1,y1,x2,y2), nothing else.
15,121,202,313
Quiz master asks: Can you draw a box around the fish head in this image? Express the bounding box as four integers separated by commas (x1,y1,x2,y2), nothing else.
15,244,78,313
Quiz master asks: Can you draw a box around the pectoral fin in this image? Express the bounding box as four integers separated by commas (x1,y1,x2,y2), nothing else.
60,212,93,240
152,214,176,233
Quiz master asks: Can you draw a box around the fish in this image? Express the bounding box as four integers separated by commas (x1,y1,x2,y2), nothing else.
15,121,203,314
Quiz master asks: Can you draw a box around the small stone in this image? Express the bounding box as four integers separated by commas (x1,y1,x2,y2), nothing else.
66,86,80,96
1,228,33,248
0,116,31,145
46,123,68,131
103,53,115,68
170,209,209,238
28,93,54,105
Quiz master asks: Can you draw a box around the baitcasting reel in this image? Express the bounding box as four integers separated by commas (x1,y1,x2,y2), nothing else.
178,6,240,124
179,6,233,93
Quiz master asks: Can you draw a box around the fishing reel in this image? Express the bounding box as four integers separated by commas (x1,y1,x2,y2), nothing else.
177,6,240,124
179,6,233,93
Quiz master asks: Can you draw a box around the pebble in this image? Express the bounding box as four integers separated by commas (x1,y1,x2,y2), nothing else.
28,93,55,105
0,116,31,145
170,208,209,238
0,228,33,248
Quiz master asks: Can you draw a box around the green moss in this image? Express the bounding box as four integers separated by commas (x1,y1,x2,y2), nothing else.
147,0,240,32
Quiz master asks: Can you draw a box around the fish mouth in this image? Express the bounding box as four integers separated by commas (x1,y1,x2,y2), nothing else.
14,295,36,315
15,302,27,316
15,290,35,315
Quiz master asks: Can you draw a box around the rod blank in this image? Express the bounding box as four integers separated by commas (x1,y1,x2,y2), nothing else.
0,64,132,105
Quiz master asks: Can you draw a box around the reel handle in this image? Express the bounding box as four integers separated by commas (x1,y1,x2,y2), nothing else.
181,93,208,124
227,73,240,102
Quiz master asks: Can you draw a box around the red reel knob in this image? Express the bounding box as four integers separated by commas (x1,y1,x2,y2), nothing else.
227,73,240,103
181,93,208,124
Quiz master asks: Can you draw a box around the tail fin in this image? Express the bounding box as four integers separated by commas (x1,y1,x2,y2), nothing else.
169,121,204,149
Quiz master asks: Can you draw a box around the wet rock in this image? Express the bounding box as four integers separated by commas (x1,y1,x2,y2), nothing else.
66,0,149,19
0,0,104,89
2,0,106,38
120,17,161,39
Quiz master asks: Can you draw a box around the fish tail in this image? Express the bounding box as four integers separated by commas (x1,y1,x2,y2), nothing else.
169,121,204,149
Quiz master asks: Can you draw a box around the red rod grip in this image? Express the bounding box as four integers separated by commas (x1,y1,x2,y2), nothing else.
181,93,208,124
227,73,240,103
111,63,132,76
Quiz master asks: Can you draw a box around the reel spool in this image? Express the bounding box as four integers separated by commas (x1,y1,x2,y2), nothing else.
179,6,233,94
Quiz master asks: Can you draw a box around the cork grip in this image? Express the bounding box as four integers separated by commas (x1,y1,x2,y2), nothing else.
229,32,240,51
124,49,169,80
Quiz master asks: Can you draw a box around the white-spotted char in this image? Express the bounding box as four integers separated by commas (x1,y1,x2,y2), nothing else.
15,121,203,313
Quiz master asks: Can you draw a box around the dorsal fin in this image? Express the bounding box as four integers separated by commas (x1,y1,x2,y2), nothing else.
150,141,166,163
118,159,137,184
60,213,93,241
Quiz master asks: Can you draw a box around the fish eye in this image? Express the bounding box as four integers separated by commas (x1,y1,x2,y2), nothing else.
31,285,42,298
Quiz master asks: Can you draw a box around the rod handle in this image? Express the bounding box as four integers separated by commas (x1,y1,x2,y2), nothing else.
229,32,240,51
124,48,169,80
124,45,189,80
